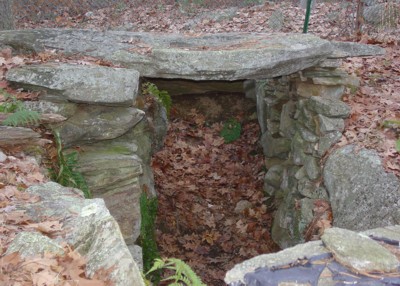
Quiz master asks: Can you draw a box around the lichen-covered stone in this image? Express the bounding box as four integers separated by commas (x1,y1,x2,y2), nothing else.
317,115,344,133
306,97,350,118
56,105,145,146
265,165,285,188
304,155,320,180
225,241,330,284
324,145,400,231
261,131,291,159
316,131,342,156
296,82,345,100
279,101,296,138
6,63,140,106
22,182,145,286
0,29,334,80
322,228,399,273
6,232,65,257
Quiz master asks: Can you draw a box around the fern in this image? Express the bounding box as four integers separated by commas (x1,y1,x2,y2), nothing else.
50,131,91,198
146,258,206,286
2,109,40,126
0,91,40,127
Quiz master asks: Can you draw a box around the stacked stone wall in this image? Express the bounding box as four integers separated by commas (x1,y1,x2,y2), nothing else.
253,65,358,248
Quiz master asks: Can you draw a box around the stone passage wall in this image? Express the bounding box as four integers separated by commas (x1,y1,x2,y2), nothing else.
6,63,168,256
252,64,357,249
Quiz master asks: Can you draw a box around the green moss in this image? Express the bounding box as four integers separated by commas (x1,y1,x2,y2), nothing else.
139,192,161,283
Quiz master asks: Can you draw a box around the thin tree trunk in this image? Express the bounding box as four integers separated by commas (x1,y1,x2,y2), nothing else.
0,0,14,30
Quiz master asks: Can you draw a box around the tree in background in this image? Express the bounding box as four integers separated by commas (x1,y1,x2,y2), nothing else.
0,0,14,30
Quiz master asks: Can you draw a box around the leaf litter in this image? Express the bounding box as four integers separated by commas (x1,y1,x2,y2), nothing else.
152,108,280,285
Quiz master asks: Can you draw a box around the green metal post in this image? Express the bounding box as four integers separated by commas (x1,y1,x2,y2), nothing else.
303,0,313,33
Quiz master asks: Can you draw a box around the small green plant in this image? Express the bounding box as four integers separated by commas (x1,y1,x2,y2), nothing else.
220,118,242,143
50,131,91,198
0,89,40,127
146,258,206,286
142,82,172,117
140,191,160,281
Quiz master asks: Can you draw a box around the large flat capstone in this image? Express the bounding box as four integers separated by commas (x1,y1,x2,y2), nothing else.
0,29,336,80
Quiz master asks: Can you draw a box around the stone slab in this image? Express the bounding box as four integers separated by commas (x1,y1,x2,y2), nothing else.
6,63,139,106
0,29,335,80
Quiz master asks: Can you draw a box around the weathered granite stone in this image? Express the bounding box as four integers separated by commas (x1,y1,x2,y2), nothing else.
322,228,399,273
265,165,285,188
0,126,41,146
317,115,345,133
271,193,315,249
6,232,65,257
304,155,320,180
324,145,400,231
279,101,296,138
225,241,330,284
362,225,400,242
329,41,385,58
56,105,145,146
261,131,291,159
316,131,342,156
292,132,308,165
305,96,350,118
297,82,345,100
24,100,77,118
227,225,400,286
21,182,145,286
297,124,318,143
0,29,335,80
6,63,140,106
298,178,328,199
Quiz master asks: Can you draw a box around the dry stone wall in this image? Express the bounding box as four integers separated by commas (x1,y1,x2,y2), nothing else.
251,64,357,248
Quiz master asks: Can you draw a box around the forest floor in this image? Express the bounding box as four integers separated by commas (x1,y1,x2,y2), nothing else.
0,1,399,285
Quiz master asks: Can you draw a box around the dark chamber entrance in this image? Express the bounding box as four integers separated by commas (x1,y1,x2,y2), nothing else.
150,79,280,285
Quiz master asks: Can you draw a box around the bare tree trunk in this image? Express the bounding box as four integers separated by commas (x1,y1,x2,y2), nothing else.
0,0,14,30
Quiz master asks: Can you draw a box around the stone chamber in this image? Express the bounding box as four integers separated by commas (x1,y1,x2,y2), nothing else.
2,29,399,285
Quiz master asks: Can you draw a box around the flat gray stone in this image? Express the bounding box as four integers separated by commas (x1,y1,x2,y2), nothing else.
323,145,400,231
57,105,144,146
329,41,385,58
306,97,350,118
0,126,41,146
297,82,345,100
322,228,399,273
225,241,329,284
0,29,334,80
362,225,400,242
6,63,139,106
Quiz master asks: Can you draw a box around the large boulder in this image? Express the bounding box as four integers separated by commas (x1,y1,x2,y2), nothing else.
16,182,145,286
323,145,400,231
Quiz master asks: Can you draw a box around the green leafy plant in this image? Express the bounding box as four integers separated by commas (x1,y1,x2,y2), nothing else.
140,191,160,281
0,89,40,127
142,82,172,117
220,118,242,143
50,131,91,198
146,258,206,286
